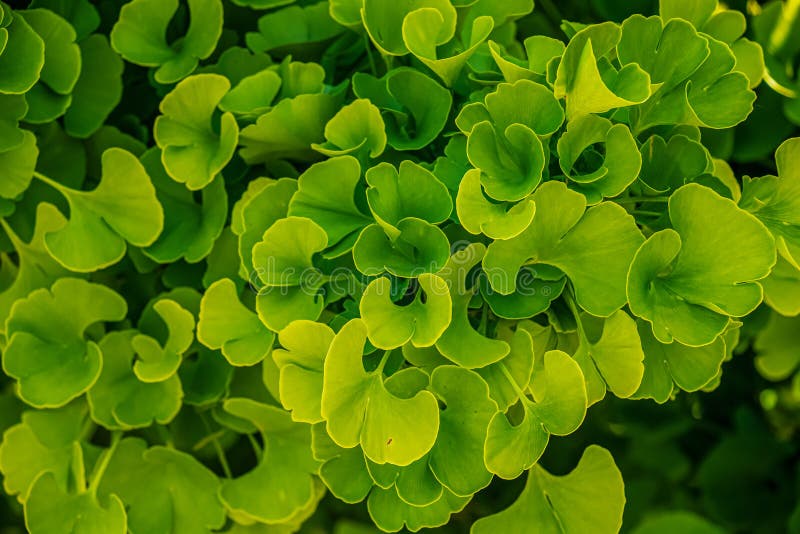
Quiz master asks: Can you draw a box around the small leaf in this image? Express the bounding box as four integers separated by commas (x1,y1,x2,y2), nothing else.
484,181,644,317
98,437,226,534
219,399,320,524
3,278,127,408
312,99,387,159
198,278,274,367
288,156,373,250
0,402,88,501
484,350,587,479
321,319,440,466
473,445,624,534
132,299,194,382
43,148,164,272
153,74,238,190
360,273,452,350
87,331,182,429
110,0,223,84
628,184,775,346
273,320,334,424
25,472,127,534
554,22,651,119
64,34,124,139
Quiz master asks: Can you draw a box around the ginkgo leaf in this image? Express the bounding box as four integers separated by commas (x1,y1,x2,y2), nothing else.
0,129,37,199
428,366,497,496
237,178,297,273
739,137,800,269
633,319,728,403
245,1,343,57
87,331,182,430
473,445,624,534
140,148,227,264
459,80,564,201
436,244,511,368
251,216,328,331
554,21,651,119
97,437,226,534
64,34,124,139
367,486,470,533
352,68,452,151
567,309,645,405
288,156,373,250
153,74,238,190
321,319,440,466
311,424,373,504
557,114,642,203
272,320,334,423
0,93,29,152
110,0,223,84
484,181,644,317
628,184,775,346
198,278,273,367
219,399,320,524
0,8,45,94
456,169,536,240
361,0,456,57
3,278,127,408
25,472,127,534
40,148,164,272
0,203,71,332
484,350,587,479
312,98,387,159
404,10,494,87
132,299,194,383
620,16,755,131
0,402,89,501
360,274,451,350
239,92,342,163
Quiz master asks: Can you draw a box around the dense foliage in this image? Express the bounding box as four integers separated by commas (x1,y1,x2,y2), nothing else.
0,0,799,532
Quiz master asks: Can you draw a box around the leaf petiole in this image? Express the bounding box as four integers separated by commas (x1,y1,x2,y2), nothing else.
87,431,122,497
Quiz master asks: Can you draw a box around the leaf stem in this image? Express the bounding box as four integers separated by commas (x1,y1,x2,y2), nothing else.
377,349,393,374
499,362,528,401
478,302,490,336
247,433,263,462
630,210,664,218
615,196,669,204
563,287,587,341
87,431,122,496
32,171,67,193
198,412,233,479
363,32,378,77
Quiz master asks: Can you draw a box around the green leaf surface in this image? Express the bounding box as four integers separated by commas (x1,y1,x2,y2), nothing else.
153,74,238,190
321,319,440,466
98,437,226,534
42,148,164,272
87,331,182,429
3,278,126,407
484,350,587,479
219,399,319,524
473,445,624,534
628,184,775,346
484,181,644,317
360,274,451,350
273,320,334,423
198,278,273,366
25,472,127,534
110,0,223,84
